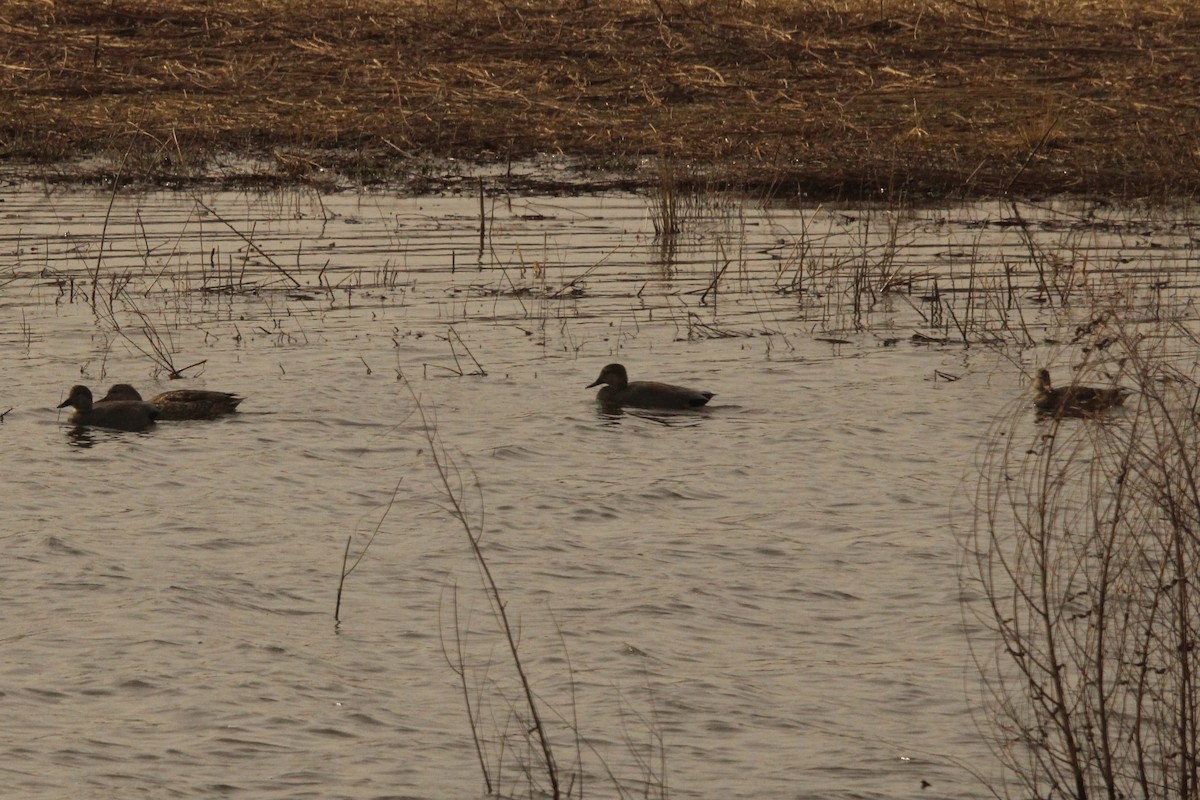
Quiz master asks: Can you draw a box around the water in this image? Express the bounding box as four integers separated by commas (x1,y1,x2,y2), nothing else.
1,185,1195,799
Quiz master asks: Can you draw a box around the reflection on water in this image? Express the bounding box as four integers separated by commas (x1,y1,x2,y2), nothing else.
64,425,98,448
593,402,714,427
1,186,1197,799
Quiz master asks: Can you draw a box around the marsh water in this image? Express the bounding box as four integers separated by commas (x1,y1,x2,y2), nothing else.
2,182,1197,799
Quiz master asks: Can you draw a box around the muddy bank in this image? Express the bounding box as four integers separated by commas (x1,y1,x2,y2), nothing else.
3,0,1199,198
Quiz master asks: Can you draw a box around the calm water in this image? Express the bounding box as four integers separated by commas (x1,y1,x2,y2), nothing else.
1,185,1195,799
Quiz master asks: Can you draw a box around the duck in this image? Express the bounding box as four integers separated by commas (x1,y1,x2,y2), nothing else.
1033,368,1128,416
100,383,244,420
586,363,714,410
57,384,159,431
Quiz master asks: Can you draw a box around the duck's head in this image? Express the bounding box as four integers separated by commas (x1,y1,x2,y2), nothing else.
1035,369,1053,392
587,363,629,389
57,384,93,412
101,383,142,402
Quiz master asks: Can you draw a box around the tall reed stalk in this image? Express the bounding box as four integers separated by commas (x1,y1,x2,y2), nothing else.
334,385,666,799
413,395,562,800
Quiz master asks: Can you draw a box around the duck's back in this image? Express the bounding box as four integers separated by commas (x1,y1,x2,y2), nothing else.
149,390,243,420
604,380,714,410
1063,385,1127,412
1036,384,1127,415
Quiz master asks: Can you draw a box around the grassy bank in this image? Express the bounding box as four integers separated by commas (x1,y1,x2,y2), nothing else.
3,0,1199,198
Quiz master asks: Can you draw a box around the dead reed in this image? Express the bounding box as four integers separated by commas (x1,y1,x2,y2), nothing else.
333,382,667,798
3,0,1199,197
414,387,664,799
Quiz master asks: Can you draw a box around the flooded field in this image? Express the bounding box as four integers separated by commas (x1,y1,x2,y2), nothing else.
2,184,1198,799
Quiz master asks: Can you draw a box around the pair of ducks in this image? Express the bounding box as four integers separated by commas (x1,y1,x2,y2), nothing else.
56,365,1118,429
589,364,1128,418
57,384,244,431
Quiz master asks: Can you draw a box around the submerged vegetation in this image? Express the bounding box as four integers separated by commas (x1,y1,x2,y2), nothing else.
3,0,1200,197
16,187,1200,384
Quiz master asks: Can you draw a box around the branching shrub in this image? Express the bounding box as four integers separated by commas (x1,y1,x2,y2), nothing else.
966,333,1200,799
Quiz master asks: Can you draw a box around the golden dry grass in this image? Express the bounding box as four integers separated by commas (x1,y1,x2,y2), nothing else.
2,0,1199,197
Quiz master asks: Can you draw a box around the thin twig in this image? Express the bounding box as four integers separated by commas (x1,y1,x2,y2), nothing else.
407,383,560,799
334,535,352,623
192,195,301,287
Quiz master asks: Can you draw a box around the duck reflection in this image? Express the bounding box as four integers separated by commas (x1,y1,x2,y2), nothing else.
594,404,709,427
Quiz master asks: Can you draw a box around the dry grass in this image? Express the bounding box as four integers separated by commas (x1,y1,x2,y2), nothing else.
2,0,1199,197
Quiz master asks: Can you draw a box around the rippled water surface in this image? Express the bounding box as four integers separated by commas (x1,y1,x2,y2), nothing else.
3,185,1197,799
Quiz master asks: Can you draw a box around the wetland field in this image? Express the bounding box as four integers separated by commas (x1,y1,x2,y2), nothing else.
2,0,1200,197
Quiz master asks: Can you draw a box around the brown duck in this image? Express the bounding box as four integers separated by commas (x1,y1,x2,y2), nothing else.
587,363,714,410
101,383,244,420
1033,368,1128,416
57,384,159,431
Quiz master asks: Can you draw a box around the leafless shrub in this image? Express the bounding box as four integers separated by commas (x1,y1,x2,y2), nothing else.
965,327,1200,799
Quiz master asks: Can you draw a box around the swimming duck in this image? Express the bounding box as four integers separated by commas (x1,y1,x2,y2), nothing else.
587,363,714,410
57,384,159,431
100,383,244,420
1033,368,1128,416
